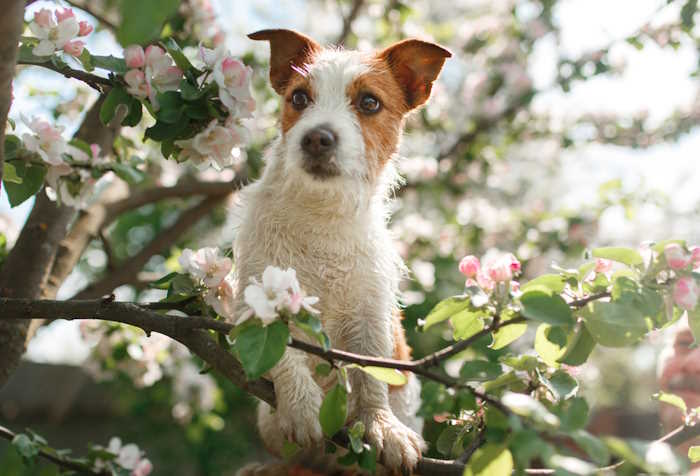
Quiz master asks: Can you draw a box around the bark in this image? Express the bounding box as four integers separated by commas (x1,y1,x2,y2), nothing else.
0,0,23,185
0,95,119,388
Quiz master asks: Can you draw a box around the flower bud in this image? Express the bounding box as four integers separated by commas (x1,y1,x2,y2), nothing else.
458,255,480,278
55,8,75,22
673,276,699,311
664,243,691,270
124,45,145,68
63,40,84,57
594,258,613,273
78,21,93,36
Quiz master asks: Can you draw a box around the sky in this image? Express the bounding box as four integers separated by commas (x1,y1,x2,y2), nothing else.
4,0,698,363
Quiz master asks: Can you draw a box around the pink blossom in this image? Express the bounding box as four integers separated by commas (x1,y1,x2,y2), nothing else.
508,254,522,273
594,258,613,273
78,21,93,36
458,255,480,278
34,9,53,28
132,459,153,476
124,45,145,68
55,8,75,22
485,253,520,283
21,115,67,165
90,143,101,159
673,277,699,311
63,40,84,57
124,69,150,98
476,270,495,292
179,247,232,288
204,278,235,319
664,243,691,270
465,278,478,288
690,246,700,269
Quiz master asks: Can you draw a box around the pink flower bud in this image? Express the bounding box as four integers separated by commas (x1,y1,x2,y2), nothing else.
132,458,153,476
124,45,145,68
664,243,691,270
511,281,520,293
144,45,166,65
594,258,613,273
673,276,699,311
690,246,700,269
485,254,519,283
55,8,75,22
34,9,52,28
508,253,521,273
78,21,93,36
90,143,101,159
476,271,495,292
458,255,480,278
63,40,85,57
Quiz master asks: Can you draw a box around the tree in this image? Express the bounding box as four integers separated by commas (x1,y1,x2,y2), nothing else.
0,0,699,475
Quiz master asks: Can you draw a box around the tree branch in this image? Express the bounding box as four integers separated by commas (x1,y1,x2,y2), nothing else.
0,424,108,476
336,0,365,45
16,60,113,92
103,177,245,225
73,194,231,299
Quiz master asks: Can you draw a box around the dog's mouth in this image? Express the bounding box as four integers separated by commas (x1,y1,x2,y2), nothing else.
301,157,341,179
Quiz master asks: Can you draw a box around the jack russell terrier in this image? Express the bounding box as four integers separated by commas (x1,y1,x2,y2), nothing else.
234,29,450,474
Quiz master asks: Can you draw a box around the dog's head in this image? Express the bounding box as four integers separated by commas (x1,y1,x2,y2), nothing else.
249,29,450,187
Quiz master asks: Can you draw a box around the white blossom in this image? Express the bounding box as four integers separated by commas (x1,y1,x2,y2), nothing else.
179,247,232,288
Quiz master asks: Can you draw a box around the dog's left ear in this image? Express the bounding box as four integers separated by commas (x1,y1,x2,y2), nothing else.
378,39,451,109
248,29,321,95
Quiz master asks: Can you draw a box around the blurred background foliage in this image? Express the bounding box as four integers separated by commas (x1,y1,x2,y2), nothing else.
1,0,699,474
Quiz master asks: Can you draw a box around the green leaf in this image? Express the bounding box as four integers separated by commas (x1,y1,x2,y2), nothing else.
116,0,181,45
148,271,179,289
315,363,332,377
164,38,201,75
547,369,579,400
155,91,185,124
17,43,49,63
4,135,21,161
491,317,528,350
357,445,377,473
463,445,514,476
451,309,485,340
424,296,470,329
535,324,568,366
570,430,610,466
557,326,596,366
501,392,560,428
4,161,46,207
689,446,700,463
91,55,128,74
592,247,643,266
111,163,145,184
605,437,683,474
12,434,39,459
78,48,94,71
3,162,22,184
559,397,589,431
654,391,687,413
688,307,700,345
436,425,463,457
460,360,502,381
347,421,365,453
281,440,301,459
99,87,142,126
520,290,574,327
233,321,290,380
144,118,189,141
582,302,648,347
522,274,566,294
346,364,407,386
319,384,347,437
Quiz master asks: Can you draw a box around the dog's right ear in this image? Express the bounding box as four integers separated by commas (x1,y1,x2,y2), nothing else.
248,29,321,95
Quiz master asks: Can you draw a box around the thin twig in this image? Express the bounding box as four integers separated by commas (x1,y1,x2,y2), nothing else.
16,59,113,92
0,424,107,476
336,0,365,45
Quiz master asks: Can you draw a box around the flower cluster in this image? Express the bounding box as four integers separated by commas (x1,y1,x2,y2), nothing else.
663,243,700,311
20,115,104,208
179,247,235,319
94,437,152,476
29,8,92,57
173,46,254,170
123,45,183,110
178,0,225,46
240,266,320,326
459,252,522,293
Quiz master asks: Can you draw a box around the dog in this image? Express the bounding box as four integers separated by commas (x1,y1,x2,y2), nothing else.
234,29,450,474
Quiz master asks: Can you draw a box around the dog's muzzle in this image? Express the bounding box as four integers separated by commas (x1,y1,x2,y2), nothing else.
300,125,341,178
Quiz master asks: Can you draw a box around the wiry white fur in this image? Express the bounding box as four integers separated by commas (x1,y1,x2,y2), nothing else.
233,48,424,472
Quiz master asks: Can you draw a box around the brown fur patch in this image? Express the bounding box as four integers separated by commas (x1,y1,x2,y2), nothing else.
280,73,313,133
390,309,412,390
346,57,408,180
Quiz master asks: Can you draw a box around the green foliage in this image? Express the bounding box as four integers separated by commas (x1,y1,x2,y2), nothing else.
233,322,289,380
116,0,181,45
519,290,574,326
319,384,347,438
424,295,470,329
3,160,46,207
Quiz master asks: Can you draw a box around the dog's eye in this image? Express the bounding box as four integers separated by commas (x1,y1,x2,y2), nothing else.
291,89,310,110
358,93,381,114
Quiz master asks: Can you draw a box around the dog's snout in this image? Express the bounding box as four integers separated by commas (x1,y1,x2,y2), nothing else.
301,126,337,158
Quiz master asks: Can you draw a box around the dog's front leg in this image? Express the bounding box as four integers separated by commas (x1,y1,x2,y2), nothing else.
346,310,426,471
268,343,325,447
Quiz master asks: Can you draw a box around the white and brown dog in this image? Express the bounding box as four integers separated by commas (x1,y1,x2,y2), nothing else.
234,29,450,474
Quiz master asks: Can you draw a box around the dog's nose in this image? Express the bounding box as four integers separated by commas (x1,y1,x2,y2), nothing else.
301,126,337,158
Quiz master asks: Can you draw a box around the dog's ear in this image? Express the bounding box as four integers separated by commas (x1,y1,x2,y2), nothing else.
377,39,451,109
248,29,321,94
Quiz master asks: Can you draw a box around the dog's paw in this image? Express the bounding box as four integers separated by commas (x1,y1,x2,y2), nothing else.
275,384,324,447
361,409,426,472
